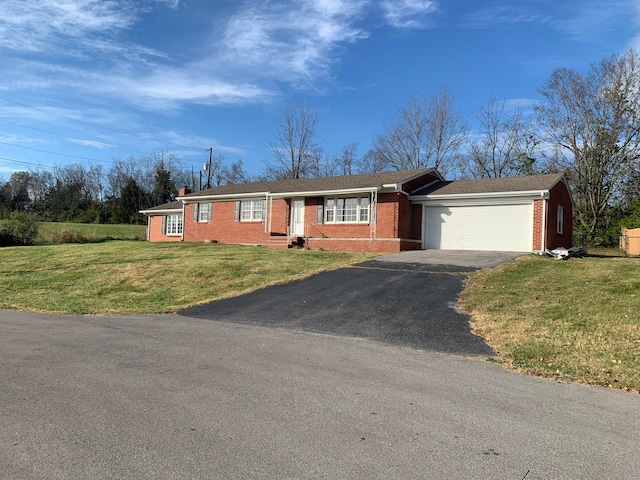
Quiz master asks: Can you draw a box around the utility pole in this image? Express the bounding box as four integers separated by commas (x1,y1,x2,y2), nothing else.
204,147,213,189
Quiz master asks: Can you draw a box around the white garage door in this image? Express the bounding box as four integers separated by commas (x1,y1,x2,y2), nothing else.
423,204,533,252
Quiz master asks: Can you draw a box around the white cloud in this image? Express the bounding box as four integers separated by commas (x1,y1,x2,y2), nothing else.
556,0,629,41
68,139,115,149
1,0,442,112
0,0,135,53
380,0,438,29
221,0,369,86
461,6,550,29
462,1,632,45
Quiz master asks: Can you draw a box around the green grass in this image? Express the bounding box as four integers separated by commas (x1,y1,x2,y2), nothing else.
0,242,371,315
460,254,640,392
36,222,146,244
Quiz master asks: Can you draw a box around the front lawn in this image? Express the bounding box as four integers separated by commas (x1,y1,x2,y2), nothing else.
461,254,640,392
0,242,371,314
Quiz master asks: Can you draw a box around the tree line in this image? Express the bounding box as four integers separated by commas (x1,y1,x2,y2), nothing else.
2,49,640,237
0,151,248,226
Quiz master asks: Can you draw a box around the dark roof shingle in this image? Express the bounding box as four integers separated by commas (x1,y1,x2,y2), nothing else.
411,173,565,196
181,168,436,198
142,200,182,212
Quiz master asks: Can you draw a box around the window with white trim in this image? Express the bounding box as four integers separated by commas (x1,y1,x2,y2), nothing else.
192,203,212,222
557,205,565,234
324,195,370,223
164,214,183,235
240,199,265,221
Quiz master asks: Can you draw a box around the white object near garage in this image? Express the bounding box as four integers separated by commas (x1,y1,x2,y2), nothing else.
422,203,533,252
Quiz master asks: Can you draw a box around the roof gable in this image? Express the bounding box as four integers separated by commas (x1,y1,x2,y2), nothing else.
411,173,567,197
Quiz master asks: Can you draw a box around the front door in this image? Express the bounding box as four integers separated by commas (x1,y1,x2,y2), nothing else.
290,199,305,236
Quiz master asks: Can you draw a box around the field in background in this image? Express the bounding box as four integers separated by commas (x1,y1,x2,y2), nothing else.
36,222,146,244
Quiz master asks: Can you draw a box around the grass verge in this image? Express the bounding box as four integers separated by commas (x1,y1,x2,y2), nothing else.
0,242,371,315
460,254,640,392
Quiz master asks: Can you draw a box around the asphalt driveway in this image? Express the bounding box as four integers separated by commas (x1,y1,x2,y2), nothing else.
179,250,525,356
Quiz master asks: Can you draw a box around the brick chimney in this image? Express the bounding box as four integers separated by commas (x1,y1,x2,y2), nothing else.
178,187,192,197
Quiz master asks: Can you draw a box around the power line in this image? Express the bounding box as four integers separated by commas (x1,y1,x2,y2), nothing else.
0,140,113,164
0,96,208,152
0,156,55,170
0,118,152,157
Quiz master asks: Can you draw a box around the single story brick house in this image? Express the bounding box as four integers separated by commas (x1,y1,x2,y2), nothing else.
140,168,573,253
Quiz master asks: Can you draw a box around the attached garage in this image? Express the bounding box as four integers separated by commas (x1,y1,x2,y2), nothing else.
409,174,574,253
423,203,533,252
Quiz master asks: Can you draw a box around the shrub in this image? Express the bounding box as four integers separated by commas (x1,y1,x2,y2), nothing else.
51,229,86,244
0,212,39,246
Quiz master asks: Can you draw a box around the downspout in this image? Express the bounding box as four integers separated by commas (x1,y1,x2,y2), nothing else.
265,194,268,233
146,216,150,241
371,189,378,239
181,202,185,242
540,197,547,252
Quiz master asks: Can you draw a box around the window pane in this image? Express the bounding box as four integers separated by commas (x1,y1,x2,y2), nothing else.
359,196,370,222
344,197,357,222
199,203,211,222
252,200,264,220
326,199,335,222
241,201,252,220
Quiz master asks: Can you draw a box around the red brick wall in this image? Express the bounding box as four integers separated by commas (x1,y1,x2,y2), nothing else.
546,180,573,249
183,201,266,243
147,215,182,242
177,192,419,252
376,193,399,238
270,198,289,235
533,200,544,251
305,238,420,253
304,193,404,240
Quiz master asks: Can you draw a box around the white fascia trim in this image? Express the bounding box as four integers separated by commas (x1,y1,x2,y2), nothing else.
269,187,379,198
178,192,270,202
409,189,549,202
139,208,182,215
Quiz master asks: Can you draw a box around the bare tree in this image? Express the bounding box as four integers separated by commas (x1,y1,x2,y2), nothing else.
465,95,538,179
222,159,249,184
337,142,358,176
265,100,322,179
357,149,391,174
370,87,467,175
536,49,640,234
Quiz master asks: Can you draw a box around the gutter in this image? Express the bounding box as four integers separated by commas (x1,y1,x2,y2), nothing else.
268,186,380,199
409,189,551,202
177,191,271,202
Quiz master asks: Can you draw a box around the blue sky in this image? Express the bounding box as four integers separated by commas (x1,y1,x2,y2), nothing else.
1,0,639,179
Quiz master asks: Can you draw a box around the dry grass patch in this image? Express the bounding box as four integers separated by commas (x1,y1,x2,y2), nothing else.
0,241,372,315
460,254,640,392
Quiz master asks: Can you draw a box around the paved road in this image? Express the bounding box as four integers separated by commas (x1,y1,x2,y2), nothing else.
1,310,639,479
180,260,494,356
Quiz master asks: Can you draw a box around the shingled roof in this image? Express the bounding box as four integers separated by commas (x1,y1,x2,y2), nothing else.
181,168,437,198
140,200,182,212
411,173,566,197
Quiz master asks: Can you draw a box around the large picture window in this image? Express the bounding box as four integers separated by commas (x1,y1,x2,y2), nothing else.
163,214,183,235
324,196,370,223
240,199,265,221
